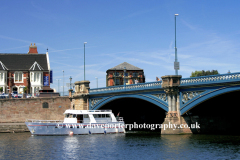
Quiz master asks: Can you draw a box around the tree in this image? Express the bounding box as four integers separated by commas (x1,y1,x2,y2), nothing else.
0,87,3,92
24,87,28,93
190,70,219,77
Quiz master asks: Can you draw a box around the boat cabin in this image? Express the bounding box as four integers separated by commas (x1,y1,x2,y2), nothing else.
63,110,118,123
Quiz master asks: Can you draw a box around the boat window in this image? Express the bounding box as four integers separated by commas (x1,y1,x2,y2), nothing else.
69,114,73,118
102,114,106,118
98,114,102,118
93,114,98,118
84,114,89,118
73,114,76,118
106,114,111,118
65,114,69,118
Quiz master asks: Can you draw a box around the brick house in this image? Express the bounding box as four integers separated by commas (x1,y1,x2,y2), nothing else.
106,62,145,87
0,43,51,94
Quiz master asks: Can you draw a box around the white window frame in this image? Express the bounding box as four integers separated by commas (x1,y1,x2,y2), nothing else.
14,72,23,83
0,72,3,82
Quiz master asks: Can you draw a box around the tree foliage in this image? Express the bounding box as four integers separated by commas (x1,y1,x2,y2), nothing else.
190,70,219,77
0,87,3,92
24,87,28,93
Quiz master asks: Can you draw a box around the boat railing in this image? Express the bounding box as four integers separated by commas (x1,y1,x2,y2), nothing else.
65,109,112,113
26,119,64,123
118,117,124,122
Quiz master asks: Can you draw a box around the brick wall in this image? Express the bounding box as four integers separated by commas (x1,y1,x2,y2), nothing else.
0,97,71,123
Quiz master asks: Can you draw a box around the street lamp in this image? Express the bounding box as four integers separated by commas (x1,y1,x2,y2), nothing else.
69,76,72,89
95,77,98,88
174,14,179,75
124,67,126,87
56,79,61,93
63,70,64,96
84,42,87,81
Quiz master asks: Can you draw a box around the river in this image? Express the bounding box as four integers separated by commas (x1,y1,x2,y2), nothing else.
1,132,240,159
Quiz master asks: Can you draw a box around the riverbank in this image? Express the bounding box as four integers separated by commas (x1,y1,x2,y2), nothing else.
0,123,29,133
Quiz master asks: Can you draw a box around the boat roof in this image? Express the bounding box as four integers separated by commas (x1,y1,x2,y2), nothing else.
64,110,112,114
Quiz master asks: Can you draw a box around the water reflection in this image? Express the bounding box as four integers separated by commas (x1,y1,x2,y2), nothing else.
0,132,240,159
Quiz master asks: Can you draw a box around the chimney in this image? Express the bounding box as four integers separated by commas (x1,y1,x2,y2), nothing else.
28,43,38,54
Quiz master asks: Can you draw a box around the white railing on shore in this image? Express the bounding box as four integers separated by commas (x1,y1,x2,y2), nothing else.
26,119,64,123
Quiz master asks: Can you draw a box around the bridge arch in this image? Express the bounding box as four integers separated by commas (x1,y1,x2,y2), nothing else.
180,85,240,115
90,94,168,111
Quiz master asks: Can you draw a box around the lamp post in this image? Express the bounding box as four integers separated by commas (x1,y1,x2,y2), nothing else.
174,14,179,75
95,77,98,88
114,68,116,86
69,76,72,89
124,67,126,88
63,70,64,96
84,42,87,81
56,79,61,93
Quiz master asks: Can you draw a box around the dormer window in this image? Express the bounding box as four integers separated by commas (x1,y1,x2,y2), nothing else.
14,72,23,83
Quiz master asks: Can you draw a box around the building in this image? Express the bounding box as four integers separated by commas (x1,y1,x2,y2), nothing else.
0,43,52,95
106,62,145,87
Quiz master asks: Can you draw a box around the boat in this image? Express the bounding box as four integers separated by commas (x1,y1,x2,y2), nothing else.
25,110,125,135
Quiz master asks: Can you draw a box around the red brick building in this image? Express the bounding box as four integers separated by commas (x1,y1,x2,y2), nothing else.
106,62,145,87
0,43,51,95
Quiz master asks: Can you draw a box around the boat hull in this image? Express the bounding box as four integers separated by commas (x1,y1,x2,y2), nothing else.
25,122,125,135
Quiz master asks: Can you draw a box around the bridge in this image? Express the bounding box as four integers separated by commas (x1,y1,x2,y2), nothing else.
69,72,240,134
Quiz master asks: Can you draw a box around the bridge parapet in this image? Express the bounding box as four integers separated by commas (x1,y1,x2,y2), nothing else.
180,72,240,86
89,81,162,94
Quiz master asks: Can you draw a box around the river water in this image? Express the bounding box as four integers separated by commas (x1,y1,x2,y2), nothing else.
1,132,240,160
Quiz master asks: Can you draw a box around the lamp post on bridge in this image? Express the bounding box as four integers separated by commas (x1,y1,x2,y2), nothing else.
124,67,126,88
56,79,61,94
174,14,180,75
95,77,98,88
63,70,64,96
84,42,87,81
69,76,72,89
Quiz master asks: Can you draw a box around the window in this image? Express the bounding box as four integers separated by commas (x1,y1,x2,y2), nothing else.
115,72,119,76
132,72,138,77
116,79,120,85
124,72,128,76
84,114,89,118
14,72,23,82
124,79,128,83
32,72,43,82
42,102,48,108
0,73,3,82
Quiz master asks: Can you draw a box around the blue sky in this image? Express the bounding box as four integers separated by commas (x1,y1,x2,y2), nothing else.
0,0,240,91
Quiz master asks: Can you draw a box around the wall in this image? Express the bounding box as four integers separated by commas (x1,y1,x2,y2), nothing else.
0,97,71,123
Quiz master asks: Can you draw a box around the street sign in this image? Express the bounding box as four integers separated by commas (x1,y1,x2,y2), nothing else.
43,76,49,86
174,62,180,70
50,70,53,83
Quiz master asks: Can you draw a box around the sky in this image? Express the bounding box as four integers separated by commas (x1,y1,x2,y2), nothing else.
0,0,240,92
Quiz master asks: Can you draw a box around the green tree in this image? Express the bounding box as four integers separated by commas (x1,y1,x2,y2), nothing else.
0,87,3,92
24,87,28,93
190,70,219,77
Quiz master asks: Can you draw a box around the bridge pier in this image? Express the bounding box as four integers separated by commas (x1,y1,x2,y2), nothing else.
70,80,90,110
161,75,192,134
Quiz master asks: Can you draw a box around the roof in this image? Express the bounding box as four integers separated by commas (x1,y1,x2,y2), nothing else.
0,54,48,71
108,62,143,71
0,61,8,70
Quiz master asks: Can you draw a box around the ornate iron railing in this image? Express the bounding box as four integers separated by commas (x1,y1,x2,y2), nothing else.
180,72,240,86
89,81,162,94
